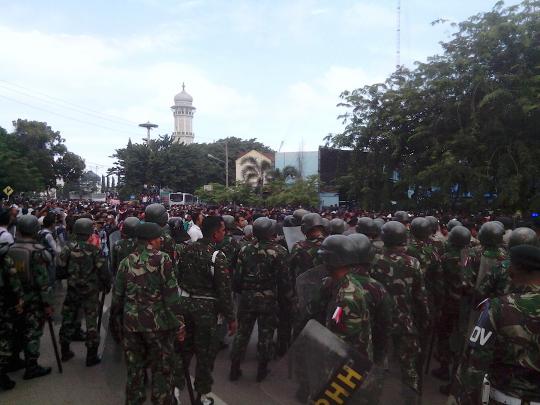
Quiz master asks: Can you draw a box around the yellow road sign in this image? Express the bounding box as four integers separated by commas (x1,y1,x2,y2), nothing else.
3,186,14,197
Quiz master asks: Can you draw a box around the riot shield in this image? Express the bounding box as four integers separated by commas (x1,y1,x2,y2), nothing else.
295,264,329,326
260,319,373,404
108,230,122,272
283,226,305,252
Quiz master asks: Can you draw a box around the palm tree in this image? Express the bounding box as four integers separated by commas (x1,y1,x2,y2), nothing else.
240,156,272,195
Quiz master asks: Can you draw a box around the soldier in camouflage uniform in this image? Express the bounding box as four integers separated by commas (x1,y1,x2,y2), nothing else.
290,213,325,279
476,227,538,301
0,243,24,390
433,226,477,384
8,215,54,380
474,222,507,291
448,245,540,405
111,216,139,275
58,218,111,366
370,221,430,404
177,216,235,405
357,217,384,255
319,234,392,404
230,217,292,382
110,222,185,405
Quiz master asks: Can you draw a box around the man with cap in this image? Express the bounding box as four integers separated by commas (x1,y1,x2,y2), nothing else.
448,245,540,405
58,217,111,366
110,222,185,405
230,217,292,382
7,215,53,379
370,221,430,405
111,216,140,275
177,216,236,405
0,238,23,390
319,234,391,404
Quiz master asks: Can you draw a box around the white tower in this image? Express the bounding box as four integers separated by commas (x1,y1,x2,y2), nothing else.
171,83,196,144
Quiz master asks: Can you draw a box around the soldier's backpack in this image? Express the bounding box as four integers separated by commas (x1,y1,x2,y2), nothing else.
7,242,38,284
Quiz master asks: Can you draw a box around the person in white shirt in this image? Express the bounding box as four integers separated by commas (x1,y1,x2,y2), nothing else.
188,212,204,242
0,208,15,245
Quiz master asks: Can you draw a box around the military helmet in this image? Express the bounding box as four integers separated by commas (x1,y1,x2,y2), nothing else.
348,233,372,265
222,215,236,231
373,218,385,232
137,222,162,241
253,217,276,240
329,218,347,235
425,216,439,234
321,218,331,234
144,203,168,226
73,218,94,236
478,221,504,247
283,215,297,227
356,217,378,238
446,219,463,232
301,213,324,235
448,225,471,248
122,216,140,238
508,227,538,249
381,221,407,246
317,235,358,268
18,215,39,236
394,210,409,223
293,209,310,224
410,217,431,240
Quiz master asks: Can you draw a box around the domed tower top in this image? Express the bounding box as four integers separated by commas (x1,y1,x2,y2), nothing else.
174,82,193,105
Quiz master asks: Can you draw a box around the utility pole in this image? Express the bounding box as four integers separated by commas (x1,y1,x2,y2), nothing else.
396,0,401,68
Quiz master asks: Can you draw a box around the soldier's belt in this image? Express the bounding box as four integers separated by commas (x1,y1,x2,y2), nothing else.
491,388,540,405
178,287,216,301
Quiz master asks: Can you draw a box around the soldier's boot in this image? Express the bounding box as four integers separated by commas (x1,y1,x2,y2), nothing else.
229,361,242,381
431,364,450,381
5,356,26,372
22,361,51,380
61,342,75,362
401,386,421,405
71,329,86,342
256,361,270,383
85,347,101,367
0,371,16,390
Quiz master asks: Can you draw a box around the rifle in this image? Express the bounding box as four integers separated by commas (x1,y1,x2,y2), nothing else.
47,315,63,373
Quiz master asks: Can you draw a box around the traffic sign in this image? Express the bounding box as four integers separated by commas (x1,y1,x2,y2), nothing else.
3,186,14,197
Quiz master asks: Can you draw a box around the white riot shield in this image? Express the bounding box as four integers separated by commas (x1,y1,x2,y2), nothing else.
283,226,306,252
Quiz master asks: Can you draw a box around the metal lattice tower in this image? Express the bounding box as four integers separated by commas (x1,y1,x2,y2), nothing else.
396,0,401,68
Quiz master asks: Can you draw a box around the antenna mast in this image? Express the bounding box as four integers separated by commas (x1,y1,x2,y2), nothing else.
396,0,401,68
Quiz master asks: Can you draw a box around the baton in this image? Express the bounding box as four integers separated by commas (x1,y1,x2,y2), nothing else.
182,353,196,405
424,330,435,374
47,317,63,373
97,291,106,333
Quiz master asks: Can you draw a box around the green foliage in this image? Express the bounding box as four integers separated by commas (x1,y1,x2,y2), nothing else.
266,175,320,208
0,120,85,194
110,136,274,197
329,1,540,211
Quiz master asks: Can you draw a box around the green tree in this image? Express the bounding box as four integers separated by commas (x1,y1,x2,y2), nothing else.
240,156,273,196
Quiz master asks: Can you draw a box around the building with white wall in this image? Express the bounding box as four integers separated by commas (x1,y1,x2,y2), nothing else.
235,150,274,186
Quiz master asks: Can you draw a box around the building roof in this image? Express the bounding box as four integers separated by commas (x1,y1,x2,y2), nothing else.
174,83,193,105
236,149,275,162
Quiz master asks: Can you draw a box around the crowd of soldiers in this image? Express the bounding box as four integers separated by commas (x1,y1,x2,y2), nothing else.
0,200,539,405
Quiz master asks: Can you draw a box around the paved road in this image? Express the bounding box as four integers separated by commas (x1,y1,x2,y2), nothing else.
1,288,450,405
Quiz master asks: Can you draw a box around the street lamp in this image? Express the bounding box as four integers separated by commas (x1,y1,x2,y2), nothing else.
207,152,229,188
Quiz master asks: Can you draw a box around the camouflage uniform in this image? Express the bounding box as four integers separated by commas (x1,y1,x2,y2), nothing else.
230,239,292,364
0,255,23,374
326,269,392,405
370,246,430,396
9,238,53,366
290,236,324,279
407,238,443,307
436,244,478,373
449,284,540,404
111,237,137,275
160,228,178,266
58,239,110,349
177,238,234,395
476,259,511,301
110,244,184,405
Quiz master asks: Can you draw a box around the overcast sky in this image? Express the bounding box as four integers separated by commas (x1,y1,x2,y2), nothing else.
0,0,521,175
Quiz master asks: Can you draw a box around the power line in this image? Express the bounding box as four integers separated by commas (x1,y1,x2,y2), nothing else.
0,79,140,127
0,93,142,137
